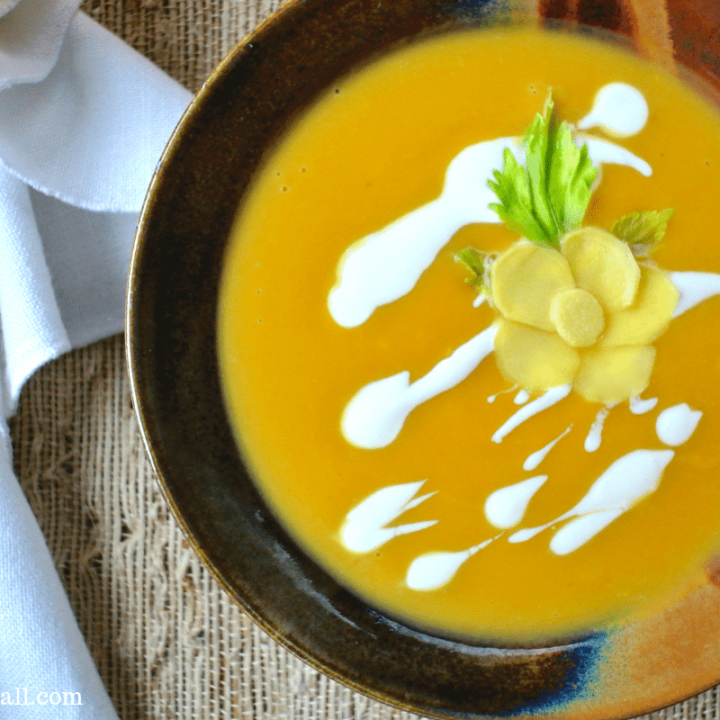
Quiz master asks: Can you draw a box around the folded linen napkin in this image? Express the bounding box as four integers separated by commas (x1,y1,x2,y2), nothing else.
0,0,191,715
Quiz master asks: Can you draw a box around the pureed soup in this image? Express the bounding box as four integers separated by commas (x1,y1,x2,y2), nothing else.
218,27,720,644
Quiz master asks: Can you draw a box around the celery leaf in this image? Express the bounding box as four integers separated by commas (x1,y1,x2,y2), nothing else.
454,247,491,292
489,95,598,247
612,209,674,257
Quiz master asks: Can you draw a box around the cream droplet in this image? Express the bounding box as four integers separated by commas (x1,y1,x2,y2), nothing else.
524,426,572,470
656,403,702,446
484,476,547,529
577,83,649,137
406,536,497,591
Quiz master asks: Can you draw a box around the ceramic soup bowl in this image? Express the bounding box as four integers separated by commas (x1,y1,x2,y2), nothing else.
127,0,720,717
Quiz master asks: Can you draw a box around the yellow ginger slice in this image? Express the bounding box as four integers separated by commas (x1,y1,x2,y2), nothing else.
550,288,605,347
573,345,656,404
494,319,580,392
560,227,640,312
492,241,575,331
600,265,679,347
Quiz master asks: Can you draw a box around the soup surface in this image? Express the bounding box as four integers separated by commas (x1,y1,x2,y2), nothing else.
218,27,720,643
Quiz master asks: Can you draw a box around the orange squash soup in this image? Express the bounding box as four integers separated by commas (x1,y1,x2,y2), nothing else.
218,27,720,644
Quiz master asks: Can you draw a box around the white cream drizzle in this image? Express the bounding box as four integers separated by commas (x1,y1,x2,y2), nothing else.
550,509,625,555
341,480,437,553
328,102,653,328
577,82,649,137
509,449,674,552
629,396,658,414
492,384,571,444
484,475,547,529
524,426,572,470
656,403,702,446
580,136,652,177
670,271,720,317
328,137,519,327
584,406,613,452
487,385,517,403
514,389,531,405
341,325,497,449
405,535,501,591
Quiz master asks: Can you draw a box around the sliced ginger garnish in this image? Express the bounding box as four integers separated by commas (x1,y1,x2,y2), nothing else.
487,228,672,404
550,288,605,347
600,265,679,347
492,242,575,331
494,319,580,392
560,227,640,312
573,345,656,404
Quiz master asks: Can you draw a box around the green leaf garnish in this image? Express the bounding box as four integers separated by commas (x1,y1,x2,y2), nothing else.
488,94,598,247
454,247,491,293
611,209,674,258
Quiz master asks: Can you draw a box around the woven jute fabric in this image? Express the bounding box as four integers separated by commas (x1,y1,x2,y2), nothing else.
7,1,720,718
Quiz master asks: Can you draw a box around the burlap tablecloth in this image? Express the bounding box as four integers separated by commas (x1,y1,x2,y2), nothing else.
7,1,720,718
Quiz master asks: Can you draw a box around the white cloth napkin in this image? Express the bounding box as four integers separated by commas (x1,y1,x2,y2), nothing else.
0,0,192,715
